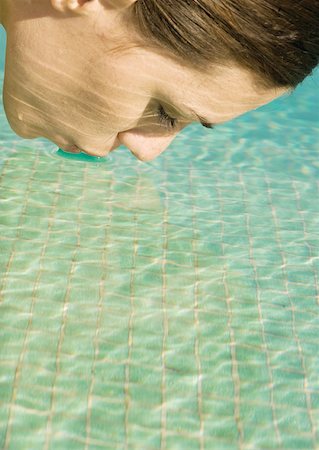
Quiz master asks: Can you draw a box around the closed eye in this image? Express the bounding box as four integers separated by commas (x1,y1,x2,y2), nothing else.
157,104,178,131
157,103,216,131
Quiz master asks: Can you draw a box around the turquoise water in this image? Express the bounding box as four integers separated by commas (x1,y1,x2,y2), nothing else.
1,26,319,449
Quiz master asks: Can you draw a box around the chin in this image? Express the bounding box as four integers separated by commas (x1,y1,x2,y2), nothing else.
7,118,38,140
2,105,37,141
15,128,38,140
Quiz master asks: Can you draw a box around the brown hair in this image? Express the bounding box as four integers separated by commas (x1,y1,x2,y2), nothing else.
129,0,319,90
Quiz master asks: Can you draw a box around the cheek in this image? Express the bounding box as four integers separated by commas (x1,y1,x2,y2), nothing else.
85,54,152,132
2,78,34,138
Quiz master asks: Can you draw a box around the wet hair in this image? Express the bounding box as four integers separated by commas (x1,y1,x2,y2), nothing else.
129,0,319,90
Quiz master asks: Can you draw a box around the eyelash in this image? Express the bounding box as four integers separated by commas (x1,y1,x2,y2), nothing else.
157,104,178,131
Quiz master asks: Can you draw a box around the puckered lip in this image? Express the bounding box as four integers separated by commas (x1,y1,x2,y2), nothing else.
59,139,120,157
60,144,82,154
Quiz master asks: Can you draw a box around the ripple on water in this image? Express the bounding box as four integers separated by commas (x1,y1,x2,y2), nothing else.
55,148,115,164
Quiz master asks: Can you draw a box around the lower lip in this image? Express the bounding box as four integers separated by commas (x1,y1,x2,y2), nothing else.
60,145,107,157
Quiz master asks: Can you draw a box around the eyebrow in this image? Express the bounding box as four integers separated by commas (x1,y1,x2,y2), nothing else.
195,114,216,129
168,100,219,129
186,107,218,129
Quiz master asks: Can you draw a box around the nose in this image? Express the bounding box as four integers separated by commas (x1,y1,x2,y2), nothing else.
118,131,178,162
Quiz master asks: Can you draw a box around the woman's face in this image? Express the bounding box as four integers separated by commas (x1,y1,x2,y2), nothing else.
1,0,286,161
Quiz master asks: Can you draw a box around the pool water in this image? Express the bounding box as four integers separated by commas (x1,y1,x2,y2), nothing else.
1,27,319,449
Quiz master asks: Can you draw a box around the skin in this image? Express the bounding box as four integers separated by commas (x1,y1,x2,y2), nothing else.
0,0,287,161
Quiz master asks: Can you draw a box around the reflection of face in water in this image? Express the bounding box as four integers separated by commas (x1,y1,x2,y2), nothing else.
1,0,286,161
114,174,163,213
57,145,163,211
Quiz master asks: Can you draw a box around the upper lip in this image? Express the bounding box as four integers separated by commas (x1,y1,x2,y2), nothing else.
60,144,81,154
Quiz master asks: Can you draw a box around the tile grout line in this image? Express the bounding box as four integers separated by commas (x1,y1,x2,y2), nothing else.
160,157,169,450
84,169,115,450
290,178,317,445
216,176,244,449
124,169,141,450
43,161,87,450
2,151,44,450
239,171,281,446
189,162,205,450
265,174,316,448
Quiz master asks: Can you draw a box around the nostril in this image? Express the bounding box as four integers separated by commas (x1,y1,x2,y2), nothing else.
130,150,157,162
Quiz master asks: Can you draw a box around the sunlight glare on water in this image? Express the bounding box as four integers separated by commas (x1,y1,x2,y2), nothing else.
1,25,319,450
